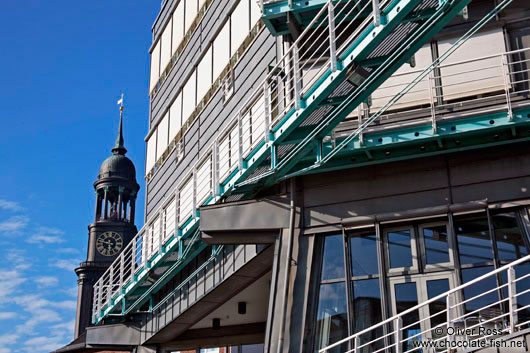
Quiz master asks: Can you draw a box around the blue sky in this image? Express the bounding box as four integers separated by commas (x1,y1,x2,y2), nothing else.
0,1,157,351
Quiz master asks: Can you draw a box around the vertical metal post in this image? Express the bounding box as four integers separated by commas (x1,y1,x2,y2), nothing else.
501,54,513,121
354,335,360,353
131,237,137,274
159,209,164,253
142,229,147,267
108,268,113,304
98,281,103,314
372,0,381,26
264,84,271,142
447,292,455,344
119,253,124,293
395,317,403,353
328,1,337,72
238,112,244,170
212,141,219,196
428,70,438,133
192,169,197,219
508,266,518,333
293,44,302,110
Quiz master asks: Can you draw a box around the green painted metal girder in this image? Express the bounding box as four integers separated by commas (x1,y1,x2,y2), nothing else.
286,108,530,177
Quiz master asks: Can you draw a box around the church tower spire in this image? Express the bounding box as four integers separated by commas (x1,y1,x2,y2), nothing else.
74,100,140,338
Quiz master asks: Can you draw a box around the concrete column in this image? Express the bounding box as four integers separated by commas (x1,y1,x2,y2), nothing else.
94,192,102,221
103,187,109,220
118,186,124,220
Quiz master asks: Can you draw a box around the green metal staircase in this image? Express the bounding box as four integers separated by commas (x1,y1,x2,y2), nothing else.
91,0,530,326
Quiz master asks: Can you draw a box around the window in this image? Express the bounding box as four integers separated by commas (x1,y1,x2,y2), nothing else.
350,232,378,277
156,113,169,161
185,0,198,33
146,132,157,173
172,2,184,52
250,0,261,26
352,279,383,352
231,0,250,57
454,215,493,265
182,71,197,123
160,19,173,72
213,20,230,80
150,41,161,92
169,92,182,141
492,212,529,261
197,46,213,103
384,226,418,272
321,235,345,281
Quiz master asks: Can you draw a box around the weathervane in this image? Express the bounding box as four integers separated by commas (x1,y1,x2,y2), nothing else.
117,93,124,117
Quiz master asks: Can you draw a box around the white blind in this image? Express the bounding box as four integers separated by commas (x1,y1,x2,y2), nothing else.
172,2,184,53
160,19,173,72
185,0,198,33
146,131,157,172
231,0,250,56
250,0,261,26
182,70,197,123
438,28,506,99
149,41,161,93
169,92,182,140
156,113,169,161
197,46,213,102
213,20,230,80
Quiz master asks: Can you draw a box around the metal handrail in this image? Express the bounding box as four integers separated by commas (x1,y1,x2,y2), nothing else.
319,253,530,352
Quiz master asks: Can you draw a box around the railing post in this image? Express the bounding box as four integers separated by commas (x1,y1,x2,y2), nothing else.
293,44,302,110
264,84,271,142
119,252,124,292
108,266,114,303
447,292,455,344
501,54,513,121
428,70,438,133
395,316,403,353
159,209,164,253
98,280,103,314
131,237,137,274
372,0,381,26
212,142,219,196
142,230,147,267
328,1,337,72
354,335,360,353
192,168,197,219
508,266,518,333
237,112,244,170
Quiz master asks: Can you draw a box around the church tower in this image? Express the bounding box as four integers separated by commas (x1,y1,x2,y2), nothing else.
74,114,140,338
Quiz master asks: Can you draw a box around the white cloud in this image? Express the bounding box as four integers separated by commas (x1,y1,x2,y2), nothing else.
6,249,32,270
37,226,64,235
34,276,59,288
27,234,64,244
64,286,78,298
0,348,11,353
0,312,16,320
0,199,23,212
0,333,19,345
0,215,29,233
50,258,80,272
0,270,26,304
57,248,80,255
23,335,67,352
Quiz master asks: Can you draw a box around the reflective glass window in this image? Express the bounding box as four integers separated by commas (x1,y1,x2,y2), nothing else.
321,235,345,281
426,279,450,341
461,266,498,314
455,216,493,265
394,282,421,351
350,232,378,276
492,212,528,261
314,282,348,353
423,224,450,264
387,229,413,268
353,279,383,352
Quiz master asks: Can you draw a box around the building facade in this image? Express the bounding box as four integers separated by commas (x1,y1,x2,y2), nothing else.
64,0,530,352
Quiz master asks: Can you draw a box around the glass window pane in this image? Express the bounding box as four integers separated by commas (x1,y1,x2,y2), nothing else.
314,282,348,353
231,0,249,57
150,41,161,92
172,2,184,52
185,0,198,33
394,282,421,352
426,279,450,340
423,224,450,264
160,19,173,72
197,46,212,102
350,232,378,276
250,0,262,26
182,70,196,123
321,235,345,281
455,216,493,265
513,263,530,327
156,113,169,161
353,279,383,352
146,131,157,173
213,20,230,80
461,266,499,314
387,229,413,268
240,344,264,353
493,212,528,261
169,92,182,140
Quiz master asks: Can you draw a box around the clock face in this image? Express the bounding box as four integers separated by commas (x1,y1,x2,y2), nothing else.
96,231,123,257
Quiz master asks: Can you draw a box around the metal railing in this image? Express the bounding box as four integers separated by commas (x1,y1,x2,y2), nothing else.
93,0,530,324
319,254,530,353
